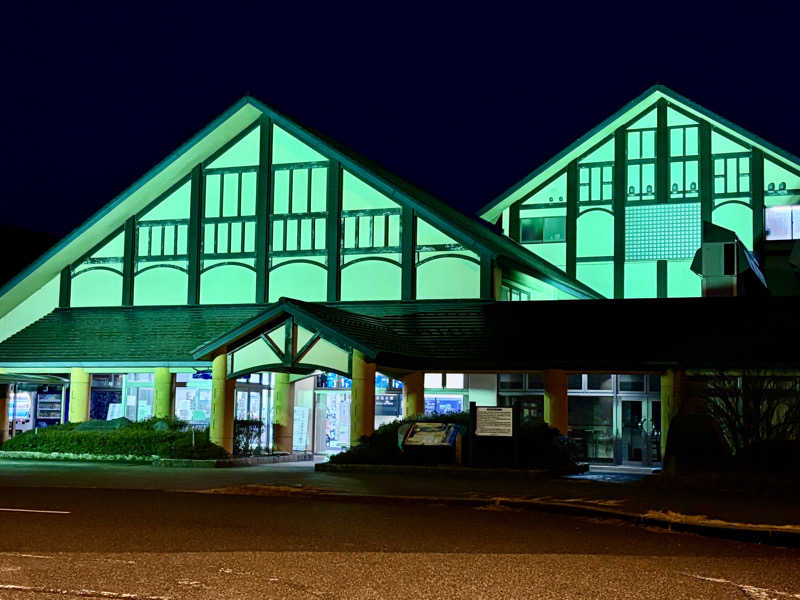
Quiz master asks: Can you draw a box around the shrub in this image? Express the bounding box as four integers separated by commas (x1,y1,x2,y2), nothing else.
233,419,264,457
329,412,576,470
2,420,227,460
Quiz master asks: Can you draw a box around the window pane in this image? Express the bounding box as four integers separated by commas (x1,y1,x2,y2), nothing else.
526,373,544,389
587,374,612,391
499,373,524,390
543,216,566,242
567,396,614,461
765,206,792,240
568,374,583,390
619,374,645,392
445,373,464,389
647,375,661,393
520,218,544,242
424,373,442,388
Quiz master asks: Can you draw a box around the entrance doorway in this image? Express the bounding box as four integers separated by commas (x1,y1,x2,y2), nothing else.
235,380,272,450
619,397,661,465
312,391,350,455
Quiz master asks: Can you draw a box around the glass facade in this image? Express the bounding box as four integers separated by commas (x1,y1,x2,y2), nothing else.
498,372,662,464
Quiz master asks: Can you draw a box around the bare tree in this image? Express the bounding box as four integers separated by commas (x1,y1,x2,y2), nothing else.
702,370,800,455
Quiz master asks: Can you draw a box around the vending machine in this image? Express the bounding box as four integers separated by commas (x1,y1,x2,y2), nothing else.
35,384,65,428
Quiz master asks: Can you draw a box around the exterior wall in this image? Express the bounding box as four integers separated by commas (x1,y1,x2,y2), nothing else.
0,276,59,343
500,99,794,299
60,119,494,308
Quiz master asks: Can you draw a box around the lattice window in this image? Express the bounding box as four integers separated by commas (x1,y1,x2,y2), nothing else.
625,203,701,260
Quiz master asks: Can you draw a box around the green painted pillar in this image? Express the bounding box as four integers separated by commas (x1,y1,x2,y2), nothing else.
153,367,173,419
350,350,376,445
660,369,682,458
402,371,425,419
68,367,91,423
0,384,9,443
544,370,569,435
272,372,293,452
209,354,235,454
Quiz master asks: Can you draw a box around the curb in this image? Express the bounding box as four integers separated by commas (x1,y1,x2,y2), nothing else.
315,463,588,479
195,484,800,548
0,451,313,468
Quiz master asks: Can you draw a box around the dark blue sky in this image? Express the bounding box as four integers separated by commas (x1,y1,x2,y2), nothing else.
3,1,800,236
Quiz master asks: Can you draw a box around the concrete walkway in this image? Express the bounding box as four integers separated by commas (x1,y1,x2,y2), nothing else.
0,458,797,544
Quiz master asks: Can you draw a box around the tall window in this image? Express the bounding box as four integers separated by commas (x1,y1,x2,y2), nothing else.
268,125,329,302
200,125,260,303
339,171,402,301
134,179,191,305
70,231,125,307
626,109,657,202
667,108,699,201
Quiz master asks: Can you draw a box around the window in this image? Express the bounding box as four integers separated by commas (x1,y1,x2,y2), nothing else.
499,373,524,390
521,216,566,243
587,374,612,391
568,374,583,390
424,395,464,415
445,373,464,389
500,284,530,301
424,373,444,388
526,373,544,389
765,206,800,241
618,374,645,392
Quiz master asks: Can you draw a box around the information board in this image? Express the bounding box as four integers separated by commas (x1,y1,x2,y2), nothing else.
475,407,513,437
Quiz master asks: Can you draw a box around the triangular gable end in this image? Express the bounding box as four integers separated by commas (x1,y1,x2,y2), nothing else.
481,85,800,224
0,92,601,329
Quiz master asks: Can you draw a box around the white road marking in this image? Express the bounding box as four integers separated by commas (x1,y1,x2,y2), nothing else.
0,552,53,559
687,574,800,599
0,583,169,599
0,507,70,514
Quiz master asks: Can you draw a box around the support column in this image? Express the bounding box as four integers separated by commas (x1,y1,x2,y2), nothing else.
350,350,376,445
210,354,235,454
660,369,683,458
153,367,173,419
68,367,91,423
272,372,293,452
401,371,425,419
543,370,568,435
0,384,9,443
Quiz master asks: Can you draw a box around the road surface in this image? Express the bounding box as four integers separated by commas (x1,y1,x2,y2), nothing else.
0,485,797,599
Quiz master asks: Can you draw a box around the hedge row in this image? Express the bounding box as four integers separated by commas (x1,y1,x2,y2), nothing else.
2,420,228,460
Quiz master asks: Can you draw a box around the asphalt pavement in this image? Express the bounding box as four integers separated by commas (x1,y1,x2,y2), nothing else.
0,485,799,599
0,459,797,533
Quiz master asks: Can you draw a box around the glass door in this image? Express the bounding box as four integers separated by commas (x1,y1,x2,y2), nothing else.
313,391,350,455
621,399,644,464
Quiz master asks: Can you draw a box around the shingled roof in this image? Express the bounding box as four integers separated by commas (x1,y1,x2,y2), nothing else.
2,297,798,372
0,305,267,366
196,296,800,373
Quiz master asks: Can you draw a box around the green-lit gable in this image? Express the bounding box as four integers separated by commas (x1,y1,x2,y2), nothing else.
0,97,600,343
482,86,800,299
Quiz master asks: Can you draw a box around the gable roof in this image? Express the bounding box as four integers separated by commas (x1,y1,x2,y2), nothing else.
0,96,599,319
479,85,800,223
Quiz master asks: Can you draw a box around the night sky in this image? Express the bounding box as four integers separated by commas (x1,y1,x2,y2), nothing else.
3,2,800,238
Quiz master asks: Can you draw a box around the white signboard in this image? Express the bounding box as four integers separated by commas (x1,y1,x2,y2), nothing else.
475,407,513,437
